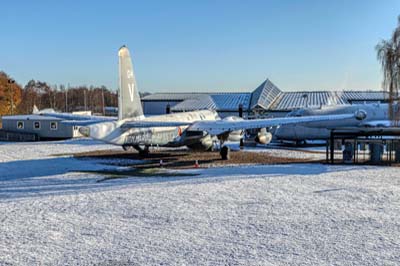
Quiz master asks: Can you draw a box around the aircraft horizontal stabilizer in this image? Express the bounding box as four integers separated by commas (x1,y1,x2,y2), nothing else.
37,112,117,125
60,119,117,126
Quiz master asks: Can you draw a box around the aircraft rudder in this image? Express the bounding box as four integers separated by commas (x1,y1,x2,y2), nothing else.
118,45,144,120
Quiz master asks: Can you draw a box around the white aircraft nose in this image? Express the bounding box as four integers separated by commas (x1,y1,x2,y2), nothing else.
79,127,90,137
355,109,367,120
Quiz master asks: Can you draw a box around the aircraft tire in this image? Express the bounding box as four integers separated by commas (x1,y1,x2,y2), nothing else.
220,146,230,160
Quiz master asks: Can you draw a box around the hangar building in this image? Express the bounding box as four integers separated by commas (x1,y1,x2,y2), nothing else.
141,79,388,118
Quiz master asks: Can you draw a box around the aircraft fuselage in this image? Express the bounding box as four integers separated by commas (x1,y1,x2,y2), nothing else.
275,103,390,141
82,110,220,148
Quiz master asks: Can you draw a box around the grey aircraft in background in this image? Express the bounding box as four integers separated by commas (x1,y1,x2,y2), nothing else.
38,46,366,158
275,103,398,143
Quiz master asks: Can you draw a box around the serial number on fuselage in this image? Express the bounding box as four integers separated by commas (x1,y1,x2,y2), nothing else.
124,129,178,145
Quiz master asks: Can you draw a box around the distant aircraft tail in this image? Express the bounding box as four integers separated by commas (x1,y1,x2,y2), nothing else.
32,105,39,114
118,45,144,120
32,105,56,114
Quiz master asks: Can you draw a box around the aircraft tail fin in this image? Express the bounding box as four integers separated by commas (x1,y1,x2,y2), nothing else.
32,105,39,114
118,45,144,120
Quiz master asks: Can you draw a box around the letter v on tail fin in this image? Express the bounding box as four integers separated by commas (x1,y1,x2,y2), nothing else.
118,45,144,120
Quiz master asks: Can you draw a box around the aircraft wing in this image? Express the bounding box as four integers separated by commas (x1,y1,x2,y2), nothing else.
188,113,356,135
121,121,193,128
120,113,356,134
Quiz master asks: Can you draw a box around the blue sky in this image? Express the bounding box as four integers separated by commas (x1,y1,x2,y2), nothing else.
1,0,399,92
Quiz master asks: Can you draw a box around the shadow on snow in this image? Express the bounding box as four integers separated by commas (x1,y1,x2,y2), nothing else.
0,156,367,201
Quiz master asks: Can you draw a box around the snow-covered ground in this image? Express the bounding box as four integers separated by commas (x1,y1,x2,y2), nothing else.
1,139,400,265
0,138,119,162
245,145,327,160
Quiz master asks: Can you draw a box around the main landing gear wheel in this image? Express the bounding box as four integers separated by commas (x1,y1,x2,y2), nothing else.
220,146,231,160
133,145,150,157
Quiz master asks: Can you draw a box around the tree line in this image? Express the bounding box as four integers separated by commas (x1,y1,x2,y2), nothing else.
0,71,149,116
19,79,118,115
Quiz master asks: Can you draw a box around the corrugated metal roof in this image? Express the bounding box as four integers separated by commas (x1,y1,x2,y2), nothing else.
171,95,216,111
271,91,344,110
211,93,251,110
142,93,209,101
271,91,386,111
171,93,251,112
140,83,388,113
340,91,388,101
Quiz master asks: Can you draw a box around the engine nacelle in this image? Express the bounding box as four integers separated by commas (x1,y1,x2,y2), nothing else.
220,116,245,142
227,130,243,142
254,128,273,144
186,134,213,151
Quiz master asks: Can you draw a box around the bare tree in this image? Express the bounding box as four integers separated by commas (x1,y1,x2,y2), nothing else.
376,15,400,123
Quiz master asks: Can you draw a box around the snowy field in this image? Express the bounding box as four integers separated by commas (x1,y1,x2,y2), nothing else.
1,139,400,265
244,145,327,160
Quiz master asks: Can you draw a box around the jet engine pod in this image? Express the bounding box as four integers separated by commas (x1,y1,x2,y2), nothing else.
355,109,367,120
254,128,273,144
186,134,213,151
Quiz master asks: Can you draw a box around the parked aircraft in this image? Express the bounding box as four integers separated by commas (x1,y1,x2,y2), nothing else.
38,46,366,159
275,103,398,143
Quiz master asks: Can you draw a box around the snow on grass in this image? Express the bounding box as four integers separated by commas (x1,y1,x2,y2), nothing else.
244,146,327,160
0,138,118,163
1,141,400,265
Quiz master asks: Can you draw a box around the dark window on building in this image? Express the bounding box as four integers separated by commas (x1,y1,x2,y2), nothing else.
17,121,24,129
50,122,58,130
34,121,41,130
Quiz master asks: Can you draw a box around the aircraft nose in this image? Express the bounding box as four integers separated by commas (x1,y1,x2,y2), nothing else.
79,126,90,137
355,109,367,120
